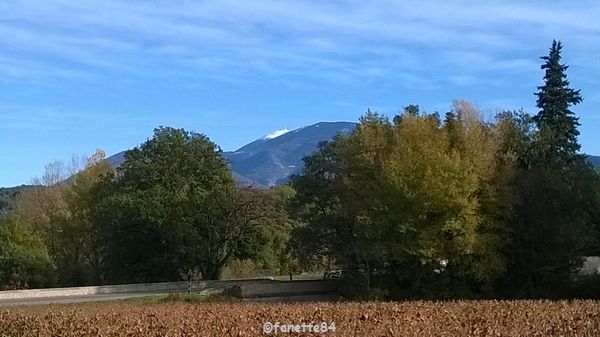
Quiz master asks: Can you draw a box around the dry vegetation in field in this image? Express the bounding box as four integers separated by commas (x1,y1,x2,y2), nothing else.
1,300,600,337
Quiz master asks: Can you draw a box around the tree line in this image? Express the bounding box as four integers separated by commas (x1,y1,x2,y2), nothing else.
1,134,294,287
1,40,599,299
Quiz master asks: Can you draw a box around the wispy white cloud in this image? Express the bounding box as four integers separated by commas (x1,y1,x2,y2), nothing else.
3,0,599,186
1,0,598,86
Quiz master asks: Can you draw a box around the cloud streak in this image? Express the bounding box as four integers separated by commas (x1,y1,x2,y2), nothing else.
1,0,598,86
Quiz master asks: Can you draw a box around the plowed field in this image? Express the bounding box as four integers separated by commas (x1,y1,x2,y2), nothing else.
1,300,599,336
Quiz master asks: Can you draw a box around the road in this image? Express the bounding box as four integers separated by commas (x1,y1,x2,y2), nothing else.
0,291,187,307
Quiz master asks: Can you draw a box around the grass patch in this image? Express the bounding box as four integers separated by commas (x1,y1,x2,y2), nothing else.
126,292,235,304
128,285,243,304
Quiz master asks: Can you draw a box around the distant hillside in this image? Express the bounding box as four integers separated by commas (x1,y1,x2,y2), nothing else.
588,155,600,169
105,151,126,168
0,185,36,214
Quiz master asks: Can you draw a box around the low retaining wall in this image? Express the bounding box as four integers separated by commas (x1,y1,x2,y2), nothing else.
0,279,337,301
0,281,184,301
0,279,269,301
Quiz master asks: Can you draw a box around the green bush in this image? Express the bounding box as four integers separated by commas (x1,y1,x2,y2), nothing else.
0,216,55,289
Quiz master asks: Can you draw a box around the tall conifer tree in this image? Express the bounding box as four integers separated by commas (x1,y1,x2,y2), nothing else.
500,40,596,298
534,40,583,163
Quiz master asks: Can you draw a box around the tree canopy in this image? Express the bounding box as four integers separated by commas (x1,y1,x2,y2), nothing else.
291,103,513,298
90,127,288,282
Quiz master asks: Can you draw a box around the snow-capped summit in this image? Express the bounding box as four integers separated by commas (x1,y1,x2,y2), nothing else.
225,122,357,186
264,127,290,140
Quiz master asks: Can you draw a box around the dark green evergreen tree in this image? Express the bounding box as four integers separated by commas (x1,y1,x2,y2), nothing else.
533,40,583,164
500,40,600,298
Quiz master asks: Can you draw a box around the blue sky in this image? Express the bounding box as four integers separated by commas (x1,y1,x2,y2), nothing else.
1,0,599,186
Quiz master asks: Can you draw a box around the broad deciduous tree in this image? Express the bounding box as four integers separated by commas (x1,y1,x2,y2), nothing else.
91,127,287,282
291,104,510,298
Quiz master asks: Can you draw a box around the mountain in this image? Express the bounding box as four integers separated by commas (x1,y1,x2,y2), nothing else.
105,151,126,168
105,122,356,187
587,155,600,168
223,122,356,186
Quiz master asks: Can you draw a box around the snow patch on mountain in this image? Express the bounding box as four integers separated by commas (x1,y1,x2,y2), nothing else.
264,127,291,140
